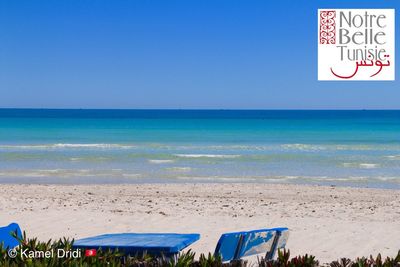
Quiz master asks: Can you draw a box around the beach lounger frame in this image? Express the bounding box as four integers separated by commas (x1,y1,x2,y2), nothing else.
214,227,289,262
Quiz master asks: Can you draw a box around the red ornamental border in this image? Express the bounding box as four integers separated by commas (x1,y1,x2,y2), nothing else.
320,10,336,44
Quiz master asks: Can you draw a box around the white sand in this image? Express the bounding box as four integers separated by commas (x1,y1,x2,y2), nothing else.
1,183,400,263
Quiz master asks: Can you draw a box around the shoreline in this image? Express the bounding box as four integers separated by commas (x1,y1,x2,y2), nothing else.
1,183,400,263
0,180,399,190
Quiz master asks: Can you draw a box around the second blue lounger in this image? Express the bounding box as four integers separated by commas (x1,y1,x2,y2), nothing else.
214,227,289,262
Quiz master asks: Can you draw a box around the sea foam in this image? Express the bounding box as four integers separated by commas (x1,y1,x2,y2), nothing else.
174,154,240,158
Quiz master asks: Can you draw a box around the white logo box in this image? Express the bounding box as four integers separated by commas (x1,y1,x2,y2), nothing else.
318,9,395,81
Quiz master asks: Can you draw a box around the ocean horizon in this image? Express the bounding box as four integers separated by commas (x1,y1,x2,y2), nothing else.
1,109,400,189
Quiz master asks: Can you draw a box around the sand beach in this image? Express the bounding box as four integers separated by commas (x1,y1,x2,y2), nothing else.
1,183,399,263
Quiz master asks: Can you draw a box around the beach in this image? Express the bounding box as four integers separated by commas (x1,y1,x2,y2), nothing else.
1,183,399,263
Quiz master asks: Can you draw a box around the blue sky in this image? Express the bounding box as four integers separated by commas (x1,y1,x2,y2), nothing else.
0,0,399,109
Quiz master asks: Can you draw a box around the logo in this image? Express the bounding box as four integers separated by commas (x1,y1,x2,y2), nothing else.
85,249,97,257
8,249,17,258
318,9,395,81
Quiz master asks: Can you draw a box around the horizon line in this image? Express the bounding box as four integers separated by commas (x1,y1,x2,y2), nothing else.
1,108,400,111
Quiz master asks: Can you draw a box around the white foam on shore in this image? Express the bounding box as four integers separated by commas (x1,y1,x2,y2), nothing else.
282,143,400,151
342,163,380,169
174,154,240,158
359,163,379,169
342,163,353,167
282,144,327,151
385,155,400,160
0,169,140,178
321,176,368,182
148,159,175,164
376,176,400,182
69,157,83,161
176,176,257,182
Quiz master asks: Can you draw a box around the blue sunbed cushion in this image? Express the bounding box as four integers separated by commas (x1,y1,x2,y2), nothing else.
215,227,289,261
0,223,22,250
73,233,200,254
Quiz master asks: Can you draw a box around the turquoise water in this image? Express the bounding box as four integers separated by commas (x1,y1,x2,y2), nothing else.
1,109,400,188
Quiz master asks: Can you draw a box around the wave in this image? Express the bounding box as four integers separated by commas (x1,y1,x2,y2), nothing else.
375,176,400,182
176,175,308,182
0,169,141,178
281,144,327,151
385,155,400,160
282,143,400,152
148,159,175,164
2,142,400,153
174,175,400,184
166,167,192,172
342,162,380,169
0,143,136,150
0,169,398,186
174,154,241,158
359,163,379,169
176,176,257,182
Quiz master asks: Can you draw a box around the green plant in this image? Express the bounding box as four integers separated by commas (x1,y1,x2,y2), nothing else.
0,231,125,267
1,232,400,267
330,258,352,267
258,250,318,267
329,251,400,267
198,252,223,267
169,250,196,267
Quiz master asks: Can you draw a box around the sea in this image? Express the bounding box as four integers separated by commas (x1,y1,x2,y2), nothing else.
1,109,400,189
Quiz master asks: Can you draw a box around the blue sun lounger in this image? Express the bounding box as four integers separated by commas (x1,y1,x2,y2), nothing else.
73,233,200,256
0,223,22,249
214,227,289,262
73,227,288,261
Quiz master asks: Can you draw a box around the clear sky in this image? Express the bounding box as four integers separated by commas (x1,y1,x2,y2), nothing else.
0,0,399,109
